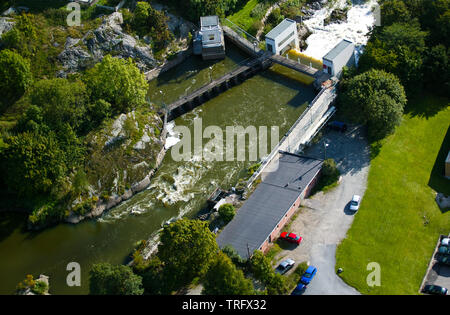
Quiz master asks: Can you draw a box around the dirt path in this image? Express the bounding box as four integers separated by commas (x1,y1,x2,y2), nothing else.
274,125,370,295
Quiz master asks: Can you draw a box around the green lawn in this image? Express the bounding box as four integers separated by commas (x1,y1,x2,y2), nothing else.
227,0,264,35
336,94,450,295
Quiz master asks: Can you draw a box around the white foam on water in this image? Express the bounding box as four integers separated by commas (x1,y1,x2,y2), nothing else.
164,121,181,150
303,0,378,61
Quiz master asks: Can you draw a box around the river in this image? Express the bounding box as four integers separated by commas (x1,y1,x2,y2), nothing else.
0,42,316,294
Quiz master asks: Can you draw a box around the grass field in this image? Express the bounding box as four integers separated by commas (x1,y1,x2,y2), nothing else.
336,94,450,294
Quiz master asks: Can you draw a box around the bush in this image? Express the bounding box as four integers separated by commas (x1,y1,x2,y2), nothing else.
0,49,33,111
89,263,144,295
218,203,236,224
339,69,407,141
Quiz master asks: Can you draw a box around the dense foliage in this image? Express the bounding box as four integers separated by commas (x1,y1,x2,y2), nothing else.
89,263,144,295
340,69,407,140
202,251,254,295
164,0,248,21
83,55,149,114
157,219,219,290
218,203,236,224
0,49,33,111
250,250,289,294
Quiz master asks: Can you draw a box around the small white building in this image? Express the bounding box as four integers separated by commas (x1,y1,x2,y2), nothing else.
322,39,355,77
265,18,299,55
196,16,226,60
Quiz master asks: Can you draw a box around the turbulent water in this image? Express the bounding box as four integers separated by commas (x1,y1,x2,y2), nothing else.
303,0,378,63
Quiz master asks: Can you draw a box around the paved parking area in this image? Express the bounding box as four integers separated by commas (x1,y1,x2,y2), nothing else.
421,235,450,293
273,125,370,295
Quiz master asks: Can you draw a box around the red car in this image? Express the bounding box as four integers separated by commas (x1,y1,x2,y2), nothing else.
279,232,302,245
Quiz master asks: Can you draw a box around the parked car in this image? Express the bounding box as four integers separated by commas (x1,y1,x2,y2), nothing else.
328,121,348,132
279,232,302,245
275,259,295,275
441,237,450,247
422,284,448,295
438,246,450,255
300,266,317,285
349,195,361,211
437,254,450,266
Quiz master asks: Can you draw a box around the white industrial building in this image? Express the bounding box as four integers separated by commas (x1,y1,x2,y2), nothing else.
265,18,299,55
322,39,355,77
194,16,226,60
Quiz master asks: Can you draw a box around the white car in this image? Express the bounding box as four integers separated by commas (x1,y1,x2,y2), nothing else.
349,195,361,211
441,238,450,247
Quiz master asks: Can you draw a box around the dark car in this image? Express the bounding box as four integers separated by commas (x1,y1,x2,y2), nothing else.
422,284,448,295
437,254,450,266
279,232,302,245
328,121,348,132
300,266,317,285
438,246,450,255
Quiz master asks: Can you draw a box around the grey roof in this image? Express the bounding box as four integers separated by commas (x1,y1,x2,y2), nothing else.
323,39,353,61
265,18,296,40
200,16,219,28
217,153,323,259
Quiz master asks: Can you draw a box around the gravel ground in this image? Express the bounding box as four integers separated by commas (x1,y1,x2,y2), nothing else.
274,125,370,295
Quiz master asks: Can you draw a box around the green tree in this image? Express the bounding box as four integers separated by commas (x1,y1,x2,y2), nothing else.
202,251,254,295
27,78,88,133
134,1,151,35
423,45,450,96
359,22,427,93
380,0,411,26
218,203,236,224
83,55,148,113
0,49,33,111
250,251,288,294
0,131,67,197
157,219,219,291
339,69,407,141
89,263,144,295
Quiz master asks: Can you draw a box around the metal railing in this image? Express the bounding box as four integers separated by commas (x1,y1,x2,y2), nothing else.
221,18,260,45
245,85,337,188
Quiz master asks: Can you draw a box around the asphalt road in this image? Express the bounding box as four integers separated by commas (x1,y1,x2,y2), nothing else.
274,125,370,295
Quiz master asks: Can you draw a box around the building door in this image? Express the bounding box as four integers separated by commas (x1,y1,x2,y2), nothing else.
328,66,332,75
267,44,274,53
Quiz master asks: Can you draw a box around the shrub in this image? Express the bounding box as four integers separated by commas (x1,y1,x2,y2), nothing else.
218,203,236,224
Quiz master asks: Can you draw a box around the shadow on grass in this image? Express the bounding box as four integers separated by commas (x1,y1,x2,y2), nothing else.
404,93,450,119
428,125,450,200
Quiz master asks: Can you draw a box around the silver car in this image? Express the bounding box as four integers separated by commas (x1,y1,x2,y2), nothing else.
349,194,361,211
275,259,295,275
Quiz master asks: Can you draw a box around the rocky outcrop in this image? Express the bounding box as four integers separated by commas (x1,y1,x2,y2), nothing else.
0,17,15,39
65,110,168,224
58,12,156,76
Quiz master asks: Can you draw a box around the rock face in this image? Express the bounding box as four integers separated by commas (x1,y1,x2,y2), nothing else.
0,17,15,38
65,110,167,224
58,12,156,76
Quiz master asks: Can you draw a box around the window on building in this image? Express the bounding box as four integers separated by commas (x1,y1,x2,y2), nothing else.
278,31,295,48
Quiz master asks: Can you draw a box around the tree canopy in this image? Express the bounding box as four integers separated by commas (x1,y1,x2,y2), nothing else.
202,251,254,295
218,203,236,224
89,263,144,295
83,55,149,114
157,219,219,290
0,49,33,111
339,69,407,141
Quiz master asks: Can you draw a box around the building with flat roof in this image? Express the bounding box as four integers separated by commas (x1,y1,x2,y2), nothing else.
217,152,323,259
322,39,355,77
265,18,299,55
194,16,226,60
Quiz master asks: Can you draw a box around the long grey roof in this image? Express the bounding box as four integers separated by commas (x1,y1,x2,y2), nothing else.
265,18,296,40
217,153,323,259
323,39,353,61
